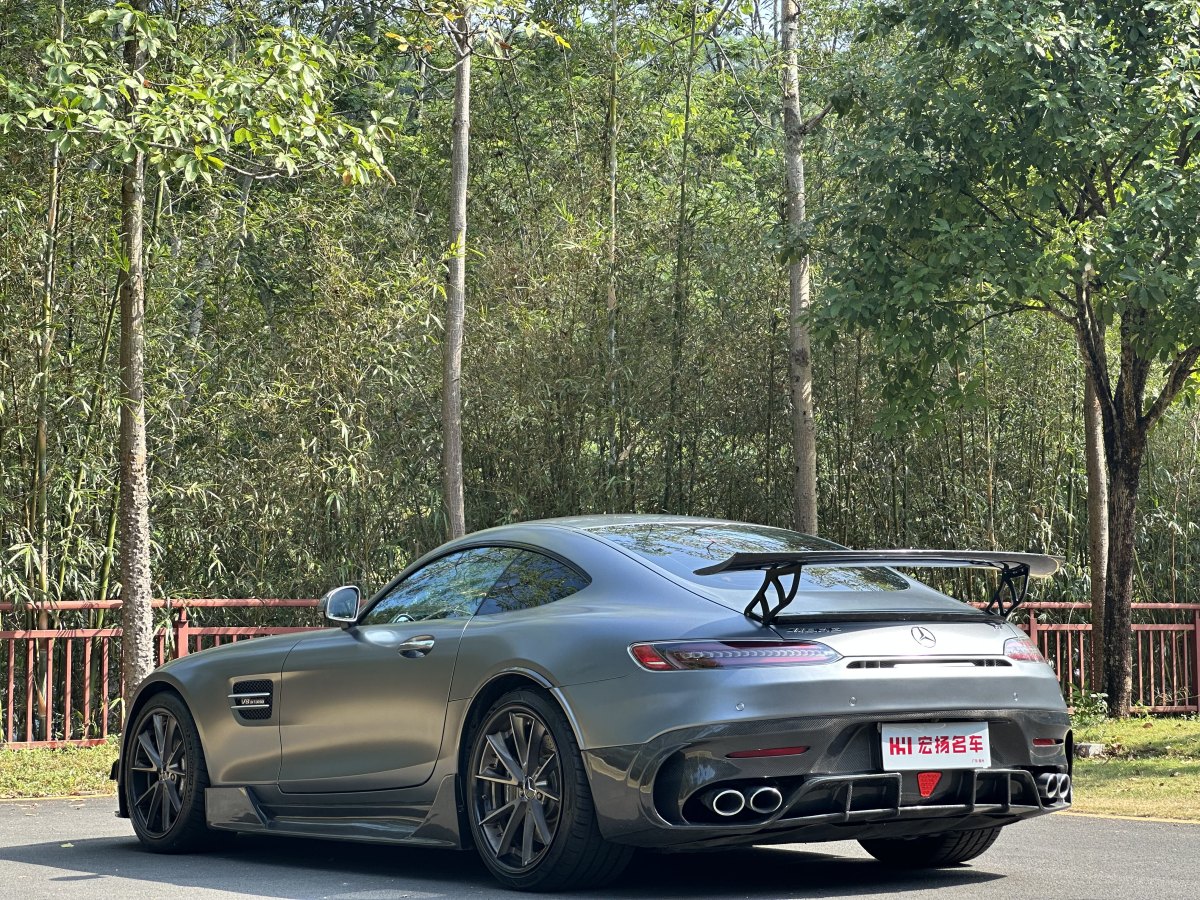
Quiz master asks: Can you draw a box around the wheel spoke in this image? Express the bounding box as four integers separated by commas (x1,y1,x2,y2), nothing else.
479,797,519,827
147,782,164,830
136,731,163,769
532,749,557,782
133,782,157,810
509,712,529,772
476,773,518,787
163,721,182,768
160,776,172,831
486,733,524,783
521,806,535,865
529,799,553,845
525,719,546,777
152,714,167,759
165,780,183,818
495,799,526,857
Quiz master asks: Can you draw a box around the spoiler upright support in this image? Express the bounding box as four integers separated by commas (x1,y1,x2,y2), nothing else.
692,550,1061,627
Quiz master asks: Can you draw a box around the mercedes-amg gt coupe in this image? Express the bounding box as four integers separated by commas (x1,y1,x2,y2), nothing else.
115,515,1072,890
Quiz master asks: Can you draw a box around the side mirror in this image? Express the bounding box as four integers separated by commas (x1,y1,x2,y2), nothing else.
319,585,361,628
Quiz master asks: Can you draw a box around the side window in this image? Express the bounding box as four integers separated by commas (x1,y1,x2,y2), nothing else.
476,550,590,616
361,547,523,625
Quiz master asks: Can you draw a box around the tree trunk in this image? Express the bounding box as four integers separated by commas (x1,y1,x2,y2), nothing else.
31,0,66,736
664,5,697,513
781,0,818,533
1083,376,1108,692
119,4,155,711
1102,443,1142,717
441,17,471,540
604,0,620,511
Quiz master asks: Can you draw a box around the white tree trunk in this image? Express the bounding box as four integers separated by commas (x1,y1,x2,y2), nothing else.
441,20,471,540
1084,376,1108,690
782,0,818,533
119,1,155,711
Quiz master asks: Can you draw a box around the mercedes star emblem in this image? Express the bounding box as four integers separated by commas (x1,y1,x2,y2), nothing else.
911,626,937,648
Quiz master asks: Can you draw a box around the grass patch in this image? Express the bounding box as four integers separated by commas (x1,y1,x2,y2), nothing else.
1071,715,1200,821
0,739,119,799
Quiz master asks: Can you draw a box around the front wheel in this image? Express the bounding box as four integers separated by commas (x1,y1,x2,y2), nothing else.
123,692,214,853
465,688,632,891
859,826,1003,867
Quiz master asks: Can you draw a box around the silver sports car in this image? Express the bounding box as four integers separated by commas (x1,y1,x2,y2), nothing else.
115,515,1072,890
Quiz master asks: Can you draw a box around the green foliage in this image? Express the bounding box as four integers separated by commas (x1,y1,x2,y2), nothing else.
1,2,394,185
818,0,1200,421
1072,688,1110,730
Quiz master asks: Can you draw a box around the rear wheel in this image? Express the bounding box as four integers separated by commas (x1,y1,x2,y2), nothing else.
123,692,213,853
859,826,1003,867
466,688,633,890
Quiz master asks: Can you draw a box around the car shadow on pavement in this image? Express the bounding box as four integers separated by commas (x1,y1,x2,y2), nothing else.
0,833,1003,899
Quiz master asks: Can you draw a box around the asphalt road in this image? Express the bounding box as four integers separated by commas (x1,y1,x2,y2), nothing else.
0,798,1194,900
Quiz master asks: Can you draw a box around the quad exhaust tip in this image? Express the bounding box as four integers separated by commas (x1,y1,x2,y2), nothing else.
748,786,783,814
708,789,747,817
1036,772,1072,801
705,785,783,817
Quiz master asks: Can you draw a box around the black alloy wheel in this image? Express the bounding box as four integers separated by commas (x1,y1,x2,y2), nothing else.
473,705,563,870
124,692,213,852
466,689,632,890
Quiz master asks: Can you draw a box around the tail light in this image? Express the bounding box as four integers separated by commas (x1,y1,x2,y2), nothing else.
1004,636,1045,662
629,640,841,671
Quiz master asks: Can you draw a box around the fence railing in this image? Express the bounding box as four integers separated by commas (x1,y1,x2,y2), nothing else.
1,599,320,746
1019,602,1200,713
2,599,1198,747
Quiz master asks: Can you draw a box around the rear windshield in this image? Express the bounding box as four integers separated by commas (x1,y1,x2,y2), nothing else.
590,522,910,592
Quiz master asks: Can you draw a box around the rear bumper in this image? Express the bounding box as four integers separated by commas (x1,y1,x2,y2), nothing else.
582,706,1071,848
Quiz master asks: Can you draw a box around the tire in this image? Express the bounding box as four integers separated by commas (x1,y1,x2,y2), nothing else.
859,826,1003,867
123,692,214,853
465,688,633,891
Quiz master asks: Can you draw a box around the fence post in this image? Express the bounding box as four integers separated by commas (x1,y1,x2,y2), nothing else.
174,605,190,659
1193,610,1200,714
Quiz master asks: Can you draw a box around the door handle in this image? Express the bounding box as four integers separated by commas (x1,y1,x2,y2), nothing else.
397,635,436,658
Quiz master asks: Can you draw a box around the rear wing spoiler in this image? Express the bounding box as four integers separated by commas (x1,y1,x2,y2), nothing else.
693,550,1062,626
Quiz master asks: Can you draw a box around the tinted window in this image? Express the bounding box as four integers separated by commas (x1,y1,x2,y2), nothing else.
362,547,523,625
476,551,590,616
591,523,908,592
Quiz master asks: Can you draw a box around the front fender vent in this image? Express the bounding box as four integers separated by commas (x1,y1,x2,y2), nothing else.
230,679,273,721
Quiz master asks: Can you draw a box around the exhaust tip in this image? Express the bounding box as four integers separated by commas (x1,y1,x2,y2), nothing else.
1057,773,1071,798
1036,772,1060,800
748,786,783,814
708,788,746,817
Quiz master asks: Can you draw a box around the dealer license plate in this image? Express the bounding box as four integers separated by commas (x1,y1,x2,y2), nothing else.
880,722,991,770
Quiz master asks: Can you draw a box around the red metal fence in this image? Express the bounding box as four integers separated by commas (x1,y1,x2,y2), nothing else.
1022,602,1200,713
1,599,319,747
2,599,1198,747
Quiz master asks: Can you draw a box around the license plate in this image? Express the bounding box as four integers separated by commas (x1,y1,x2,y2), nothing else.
880,722,991,770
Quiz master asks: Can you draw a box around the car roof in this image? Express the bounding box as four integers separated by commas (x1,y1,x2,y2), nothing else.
518,513,761,532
